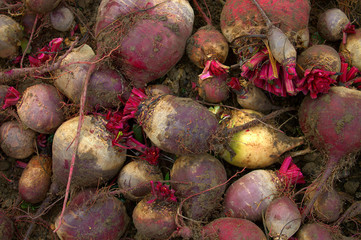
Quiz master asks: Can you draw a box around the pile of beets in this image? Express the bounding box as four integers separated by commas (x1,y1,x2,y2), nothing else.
0,0,361,239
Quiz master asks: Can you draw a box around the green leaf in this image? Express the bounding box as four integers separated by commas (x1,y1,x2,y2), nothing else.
132,124,144,143
20,39,31,54
164,172,170,185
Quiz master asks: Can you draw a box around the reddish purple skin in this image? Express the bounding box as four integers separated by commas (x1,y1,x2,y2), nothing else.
170,154,227,220
220,0,310,41
0,210,14,240
223,170,278,222
132,195,177,239
186,25,229,68
198,73,229,103
55,189,129,240
313,189,343,222
202,217,267,240
299,87,361,160
87,67,130,108
17,84,64,134
138,95,219,155
297,223,333,239
95,0,193,87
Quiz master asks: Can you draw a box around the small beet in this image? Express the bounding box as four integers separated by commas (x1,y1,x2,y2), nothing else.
117,159,163,201
170,154,227,220
265,196,301,239
50,5,75,32
19,155,52,203
318,8,350,42
132,193,178,239
17,84,65,134
296,223,333,240
0,121,36,159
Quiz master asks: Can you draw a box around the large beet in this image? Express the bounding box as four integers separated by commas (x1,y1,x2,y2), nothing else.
95,0,194,87
220,0,310,49
52,115,127,187
299,86,361,218
170,154,227,220
55,189,129,239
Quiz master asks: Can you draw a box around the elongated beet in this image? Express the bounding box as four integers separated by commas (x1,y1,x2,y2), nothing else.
299,86,361,219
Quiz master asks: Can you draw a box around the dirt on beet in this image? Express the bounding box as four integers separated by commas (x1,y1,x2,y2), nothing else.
0,0,361,239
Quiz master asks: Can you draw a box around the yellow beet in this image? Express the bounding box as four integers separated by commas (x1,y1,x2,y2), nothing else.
220,109,304,168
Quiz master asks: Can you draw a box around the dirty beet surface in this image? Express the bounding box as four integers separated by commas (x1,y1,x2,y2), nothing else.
1,0,361,239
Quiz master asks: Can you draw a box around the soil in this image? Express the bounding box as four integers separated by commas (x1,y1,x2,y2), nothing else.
0,0,361,239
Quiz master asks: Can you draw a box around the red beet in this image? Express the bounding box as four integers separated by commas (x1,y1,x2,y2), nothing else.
170,154,227,220
202,217,267,240
224,157,304,221
299,86,361,219
54,189,129,239
17,84,65,134
50,5,75,32
0,210,14,240
95,0,194,87
265,196,301,239
197,73,229,103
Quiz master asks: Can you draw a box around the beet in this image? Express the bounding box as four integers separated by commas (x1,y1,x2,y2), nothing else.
130,93,218,155
299,86,361,219
19,155,52,203
308,188,343,222
187,24,228,69
0,210,14,240
52,115,127,188
50,5,75,32
0,121,36,159
296,223,333,240
317,8,351,42
132,193,178,239
0,14,23,59
170,154,227,220
55,188,129,239
197,73,229,103
17,84,65,134
202,217,267,240
95,0,194,87
117,159,163,201
265,196,301,239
